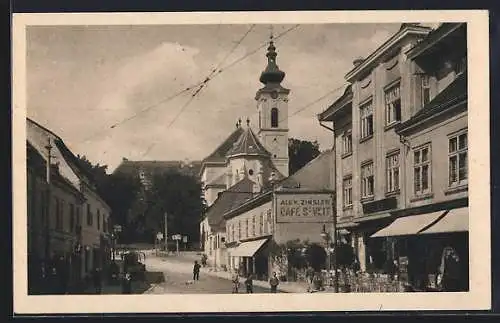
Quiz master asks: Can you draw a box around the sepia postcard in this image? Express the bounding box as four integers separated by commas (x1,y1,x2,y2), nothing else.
12,10,491,314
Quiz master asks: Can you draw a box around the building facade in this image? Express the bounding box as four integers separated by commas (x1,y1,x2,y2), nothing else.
319,23,468,291
27,118,111,293
224,150,335,280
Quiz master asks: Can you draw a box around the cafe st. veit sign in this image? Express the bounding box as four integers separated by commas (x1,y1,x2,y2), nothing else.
275,192,333,223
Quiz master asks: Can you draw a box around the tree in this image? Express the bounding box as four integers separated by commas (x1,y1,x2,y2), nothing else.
75,155,142,241
288,138,321,176
140,170,205,245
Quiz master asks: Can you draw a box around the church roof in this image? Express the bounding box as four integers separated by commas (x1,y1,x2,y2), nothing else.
204,177,257,229
226,126,271,158
202,127,245,164
205,171,226,187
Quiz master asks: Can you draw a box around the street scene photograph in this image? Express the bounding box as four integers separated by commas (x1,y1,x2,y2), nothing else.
14,11,490,313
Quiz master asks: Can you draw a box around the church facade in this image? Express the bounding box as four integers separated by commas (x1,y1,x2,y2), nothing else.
199,37,336,279
199,37,290,269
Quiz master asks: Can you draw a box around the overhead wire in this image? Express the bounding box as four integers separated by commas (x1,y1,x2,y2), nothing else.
78,24,298,148
138,24,258,157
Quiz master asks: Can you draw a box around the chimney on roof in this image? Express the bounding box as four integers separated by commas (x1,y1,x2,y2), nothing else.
353,57,364,67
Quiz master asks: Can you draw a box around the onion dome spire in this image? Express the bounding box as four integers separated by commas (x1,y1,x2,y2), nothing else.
259,33,286,85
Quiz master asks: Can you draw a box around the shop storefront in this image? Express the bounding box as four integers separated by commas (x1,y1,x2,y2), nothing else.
370,206,469,291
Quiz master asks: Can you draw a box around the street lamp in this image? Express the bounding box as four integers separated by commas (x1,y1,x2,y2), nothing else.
321,225,339,293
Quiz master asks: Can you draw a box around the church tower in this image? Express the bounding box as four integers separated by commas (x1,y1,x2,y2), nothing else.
255,34,290,177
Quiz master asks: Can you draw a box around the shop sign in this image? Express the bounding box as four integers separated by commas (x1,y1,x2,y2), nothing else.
276,193,333,223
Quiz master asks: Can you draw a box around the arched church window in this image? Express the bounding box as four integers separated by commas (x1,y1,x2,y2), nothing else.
271,107,279,128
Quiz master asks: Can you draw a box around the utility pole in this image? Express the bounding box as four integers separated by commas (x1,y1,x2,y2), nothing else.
44,137,53,265
164,212,168,252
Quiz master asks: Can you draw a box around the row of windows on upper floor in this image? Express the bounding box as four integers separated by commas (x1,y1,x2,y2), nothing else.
341,57,467,150
226,209,274,243
342,130,468,208
27,188,110,235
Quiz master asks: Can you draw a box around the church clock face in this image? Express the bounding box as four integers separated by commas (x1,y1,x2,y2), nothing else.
271,91,278,99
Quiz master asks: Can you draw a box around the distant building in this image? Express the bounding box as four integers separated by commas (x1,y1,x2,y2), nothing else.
319,23,468,291
113,158,201,190
27,118,111,293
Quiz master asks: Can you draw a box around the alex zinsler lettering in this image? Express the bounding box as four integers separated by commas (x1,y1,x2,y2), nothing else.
279,198,332,217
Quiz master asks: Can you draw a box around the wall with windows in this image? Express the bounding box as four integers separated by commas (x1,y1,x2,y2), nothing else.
80,183,111,275
403,107,468,209
226,201,273,243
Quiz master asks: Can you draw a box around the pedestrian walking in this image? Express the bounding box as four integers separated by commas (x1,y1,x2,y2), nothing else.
244,274,253,293
305,265,314,292
269,272,279,293
193,260,201,281
122,272,132,294
231,272,240,293
438,246,462,292
92,267,102,294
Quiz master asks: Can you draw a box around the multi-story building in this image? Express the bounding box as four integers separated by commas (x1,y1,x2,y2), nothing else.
27,118,111,293
318,23,468,291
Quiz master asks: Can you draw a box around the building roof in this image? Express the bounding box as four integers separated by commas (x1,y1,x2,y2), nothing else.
204,177,257,230
396,72,467,134
278,149,334,191
318,84,353,122
345,23,432,82
205,171,227,187
113,159,201,177
26,118,106,206
406,23,465,60
202,126,245,165
226,126,271,158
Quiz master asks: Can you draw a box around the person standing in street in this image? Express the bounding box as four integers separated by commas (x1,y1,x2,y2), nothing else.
269,272,279,293
232,272,240,293
122,272,132,294
92,267,102,294
244,274,253,293
193,261,201,281
438,246,462,292
305,265,314,292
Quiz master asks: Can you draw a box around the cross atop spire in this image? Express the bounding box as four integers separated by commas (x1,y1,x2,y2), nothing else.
259,26,285,86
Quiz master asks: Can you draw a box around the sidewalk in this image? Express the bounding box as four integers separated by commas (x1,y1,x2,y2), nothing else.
200,267,310,293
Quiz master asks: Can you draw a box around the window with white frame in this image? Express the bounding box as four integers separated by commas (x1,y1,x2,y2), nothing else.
238,221,241,240
361,162,374,198
421,75,431,106
386,152,400,193
413,144,431,195
360,100,374,139
449,131,468,186
245,218,249,238
260,213,265,235
342,130,352,155
231,224,235,242
384,83,401,125
343,176,353,207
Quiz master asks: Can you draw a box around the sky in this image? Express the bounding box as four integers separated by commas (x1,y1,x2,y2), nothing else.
27,22,416,172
